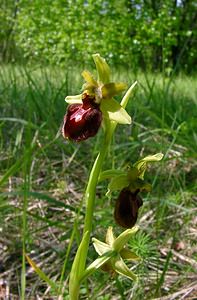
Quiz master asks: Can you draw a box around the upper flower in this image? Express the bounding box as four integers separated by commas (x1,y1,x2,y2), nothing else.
62,93,102,141
62,54,135,142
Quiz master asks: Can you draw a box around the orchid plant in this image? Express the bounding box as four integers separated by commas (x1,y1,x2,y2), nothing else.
61,54,163,299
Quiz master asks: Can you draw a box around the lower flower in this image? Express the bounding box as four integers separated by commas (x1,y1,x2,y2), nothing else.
62,93,102,142
91,226,140,281
114,188,143,228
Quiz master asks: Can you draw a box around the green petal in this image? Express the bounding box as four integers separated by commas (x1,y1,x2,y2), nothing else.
111,256,137,281
92,238,111,255
106,226,115,246
102,82,127,99
65,94,82,104
106,174,129,196
81,70,97,86
136,153,164,164
100,98,131,124
113,226,139,252
92,53,111,83
134,153,163,179
120,248,141,261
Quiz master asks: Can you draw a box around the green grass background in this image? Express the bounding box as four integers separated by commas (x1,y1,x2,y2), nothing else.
0,65,196,299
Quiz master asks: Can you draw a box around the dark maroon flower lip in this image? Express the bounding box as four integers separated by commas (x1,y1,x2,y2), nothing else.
114,188,143,228
62,93,102,142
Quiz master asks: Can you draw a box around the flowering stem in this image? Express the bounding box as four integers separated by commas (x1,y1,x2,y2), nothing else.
69,127,112,299
83,131,111,234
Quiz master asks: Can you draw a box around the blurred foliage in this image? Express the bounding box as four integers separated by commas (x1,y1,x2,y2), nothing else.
0,0,197,72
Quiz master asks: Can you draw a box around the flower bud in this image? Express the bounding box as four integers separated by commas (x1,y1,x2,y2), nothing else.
62,94,102,142
114,188,143,228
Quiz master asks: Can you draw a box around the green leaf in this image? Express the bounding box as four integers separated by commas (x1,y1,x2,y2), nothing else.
65,94,82,104
26,255,59,293
102,82,127,99
101,98,131,124
107,174,129,196
111,256,137,281
69,231,89,298
93,53,111,83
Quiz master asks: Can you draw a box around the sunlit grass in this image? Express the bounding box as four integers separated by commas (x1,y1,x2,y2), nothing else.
0,65,196,299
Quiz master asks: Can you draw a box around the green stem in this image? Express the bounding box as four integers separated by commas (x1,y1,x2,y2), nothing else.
69,128,112,300
83,134,110,234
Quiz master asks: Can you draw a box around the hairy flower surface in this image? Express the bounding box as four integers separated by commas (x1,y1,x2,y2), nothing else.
114,188,143,228
62,94,102,141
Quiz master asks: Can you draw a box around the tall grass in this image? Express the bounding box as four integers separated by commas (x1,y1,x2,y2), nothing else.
0,65,196,299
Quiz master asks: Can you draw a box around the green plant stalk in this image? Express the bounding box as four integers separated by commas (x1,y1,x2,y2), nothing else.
69,127,112,300
83,129,112,235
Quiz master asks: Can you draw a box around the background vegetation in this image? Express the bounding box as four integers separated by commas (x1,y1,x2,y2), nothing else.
1,0,197,72
0,0,197,299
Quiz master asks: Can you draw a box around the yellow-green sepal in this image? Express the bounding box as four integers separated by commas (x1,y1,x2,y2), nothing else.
92,53,111,84
111,256,138,281
92,238,111,255
102,82,127,99
106,174,129,196
105,226,115,246
101,98,131,124
113,226,139,252
120,248,141,261
80,250,115,282
81,70,97,86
